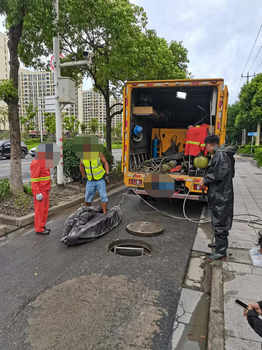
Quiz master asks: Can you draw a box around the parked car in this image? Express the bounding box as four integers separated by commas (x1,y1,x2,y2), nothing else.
29,147,37,157
0,140,28,160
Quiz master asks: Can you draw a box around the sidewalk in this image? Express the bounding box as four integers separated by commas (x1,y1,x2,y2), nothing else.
222,159,262,350
171,158,262,350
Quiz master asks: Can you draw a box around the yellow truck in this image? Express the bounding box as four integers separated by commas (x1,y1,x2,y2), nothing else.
121,78,229,201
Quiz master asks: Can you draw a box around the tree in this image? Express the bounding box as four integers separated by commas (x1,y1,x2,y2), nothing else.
226,103,242,144
236,74,262,144
0,105,8,131
20,102,37,138
0,77,22,191
62,115,80,139
114,122,122,142
80,122,87,134
44,112,56,140
0,0,54,193
89,118,99,135
18,0,189,152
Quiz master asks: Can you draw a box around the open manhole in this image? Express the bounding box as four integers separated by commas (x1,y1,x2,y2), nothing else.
109,239,152,257
126,221,164,237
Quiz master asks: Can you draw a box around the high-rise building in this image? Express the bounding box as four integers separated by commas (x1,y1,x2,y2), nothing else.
0,32,9,80
81,89,122,136
0,32,9,133
18,68,79,134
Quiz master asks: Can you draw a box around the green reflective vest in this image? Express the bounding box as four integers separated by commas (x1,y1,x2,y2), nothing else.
83,158,105,181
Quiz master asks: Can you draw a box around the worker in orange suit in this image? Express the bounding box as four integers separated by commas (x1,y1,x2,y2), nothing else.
30,158,51,234
30,142,61,235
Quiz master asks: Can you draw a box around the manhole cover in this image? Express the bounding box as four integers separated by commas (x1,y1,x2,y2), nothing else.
126,222,164,237
109,239,152,257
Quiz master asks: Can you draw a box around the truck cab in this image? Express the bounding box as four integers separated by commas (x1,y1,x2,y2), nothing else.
121,79,228,201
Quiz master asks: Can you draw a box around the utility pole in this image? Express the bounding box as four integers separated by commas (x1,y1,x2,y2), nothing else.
241,72,255,84
53,0,63,185
38,98,43,142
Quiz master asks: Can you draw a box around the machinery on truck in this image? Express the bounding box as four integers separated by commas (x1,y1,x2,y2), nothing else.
121,78,229,201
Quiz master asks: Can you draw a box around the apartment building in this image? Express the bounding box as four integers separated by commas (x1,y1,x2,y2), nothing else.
0,32,9,80
81,89,122,135
18,68,79,133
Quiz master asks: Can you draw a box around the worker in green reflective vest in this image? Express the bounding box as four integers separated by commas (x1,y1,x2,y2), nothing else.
80,154,109,214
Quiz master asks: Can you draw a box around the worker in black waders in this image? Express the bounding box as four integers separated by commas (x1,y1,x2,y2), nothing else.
199,134,237,261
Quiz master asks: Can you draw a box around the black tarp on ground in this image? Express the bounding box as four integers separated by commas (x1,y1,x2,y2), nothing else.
61,206,123,245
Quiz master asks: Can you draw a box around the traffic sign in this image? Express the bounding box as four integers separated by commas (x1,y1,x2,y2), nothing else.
248,132,259,136
50,54,64,70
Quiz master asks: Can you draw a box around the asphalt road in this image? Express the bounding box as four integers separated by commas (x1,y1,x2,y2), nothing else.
0,149,122,183
0,186,204,350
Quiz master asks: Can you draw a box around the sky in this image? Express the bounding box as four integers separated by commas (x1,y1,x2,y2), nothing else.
1,0,262,104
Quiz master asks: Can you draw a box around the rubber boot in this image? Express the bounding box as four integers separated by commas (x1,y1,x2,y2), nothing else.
207,235,228,261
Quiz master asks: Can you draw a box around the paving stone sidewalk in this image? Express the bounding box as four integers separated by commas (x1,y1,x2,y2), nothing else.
223,159,262,350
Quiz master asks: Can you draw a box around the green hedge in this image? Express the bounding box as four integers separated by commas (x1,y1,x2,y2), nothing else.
23,138,41,145
237,145,262,155
255,148,262,167
22,138,53,146
54,139,115,182
0,178,11,198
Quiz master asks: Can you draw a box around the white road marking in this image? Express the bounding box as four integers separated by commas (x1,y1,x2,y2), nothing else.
0,161,32,167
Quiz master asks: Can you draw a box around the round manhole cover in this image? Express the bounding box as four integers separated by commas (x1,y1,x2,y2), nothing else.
126,221,164,237
109,239,152,257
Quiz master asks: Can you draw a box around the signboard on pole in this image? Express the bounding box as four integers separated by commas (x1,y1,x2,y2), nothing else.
50,54,64,70
248,132,259,136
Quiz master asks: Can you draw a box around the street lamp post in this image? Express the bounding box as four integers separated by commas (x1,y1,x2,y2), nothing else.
53,0,63,185
53,1,93,184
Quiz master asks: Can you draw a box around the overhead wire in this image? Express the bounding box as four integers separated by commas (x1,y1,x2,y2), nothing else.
235,77,242,101
255,60,262,74
235,24,262,100
248,45,262,73
241,25,262,75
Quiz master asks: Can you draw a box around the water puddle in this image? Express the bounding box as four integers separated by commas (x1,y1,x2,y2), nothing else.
172,292,209,350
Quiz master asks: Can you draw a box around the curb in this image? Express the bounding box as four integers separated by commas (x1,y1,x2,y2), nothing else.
251,159,262,170
0,225,6,237
239,154,254,158
207,261,224,350
0,182,124,231
193,206,225,350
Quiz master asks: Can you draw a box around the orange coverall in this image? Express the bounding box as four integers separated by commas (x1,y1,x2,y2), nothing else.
30,159,51,233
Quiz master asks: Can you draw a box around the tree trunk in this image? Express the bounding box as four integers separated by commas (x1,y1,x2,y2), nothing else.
255,122,261,146
105,83,112,152
9,23,24,193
